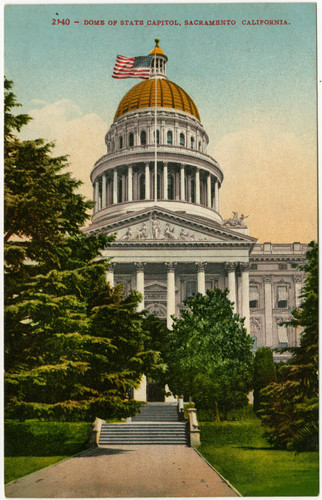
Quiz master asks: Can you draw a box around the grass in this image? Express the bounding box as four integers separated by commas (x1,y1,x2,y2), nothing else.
198,410,319,496
4,420,91,484
5,456,70,484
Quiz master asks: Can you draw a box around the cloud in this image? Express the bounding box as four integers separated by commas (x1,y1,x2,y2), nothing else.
212,115,317,243
30,99,48,107
20,99,108,201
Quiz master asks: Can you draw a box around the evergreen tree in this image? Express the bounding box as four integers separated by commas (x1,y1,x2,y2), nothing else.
253,347,277,414
259,242,318,450
165,289,254,420
4,78,161,420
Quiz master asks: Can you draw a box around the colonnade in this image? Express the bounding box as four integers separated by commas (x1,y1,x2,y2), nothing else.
106,261,250,332
93,162,221,213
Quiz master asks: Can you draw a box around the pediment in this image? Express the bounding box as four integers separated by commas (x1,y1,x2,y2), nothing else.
145,281,168,292
88,206,257,246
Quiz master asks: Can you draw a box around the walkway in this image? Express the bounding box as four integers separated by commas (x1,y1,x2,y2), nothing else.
5,445,240,497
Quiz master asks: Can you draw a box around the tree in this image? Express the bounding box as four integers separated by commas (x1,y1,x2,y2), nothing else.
253,347,277,414
165,289,254,420
259,242,318,450
4,78,161,420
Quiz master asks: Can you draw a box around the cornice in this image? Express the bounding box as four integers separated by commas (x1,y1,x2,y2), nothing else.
250,256,305,263
91,146,223,183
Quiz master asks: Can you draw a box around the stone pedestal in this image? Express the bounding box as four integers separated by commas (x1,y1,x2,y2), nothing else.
133,375,147,401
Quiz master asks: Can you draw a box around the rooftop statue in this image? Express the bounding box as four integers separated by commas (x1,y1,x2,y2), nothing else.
223,212,249,228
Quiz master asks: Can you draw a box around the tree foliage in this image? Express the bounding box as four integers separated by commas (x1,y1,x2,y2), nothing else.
165,289,254,420
253,347,277,414
4,78,161,420
259,242,318,451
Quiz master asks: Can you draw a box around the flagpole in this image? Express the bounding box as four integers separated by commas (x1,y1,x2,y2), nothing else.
154,50,157,203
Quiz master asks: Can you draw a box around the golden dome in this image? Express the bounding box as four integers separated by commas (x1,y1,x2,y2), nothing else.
114,79,201,122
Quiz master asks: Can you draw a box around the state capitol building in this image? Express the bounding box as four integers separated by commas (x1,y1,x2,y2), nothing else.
84,41,307,395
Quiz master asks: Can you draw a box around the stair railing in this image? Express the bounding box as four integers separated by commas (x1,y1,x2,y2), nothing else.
188,408,201,447
178,395,185,421
89,417,105,447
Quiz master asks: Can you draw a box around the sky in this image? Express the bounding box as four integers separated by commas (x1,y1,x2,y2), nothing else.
4,2,318,243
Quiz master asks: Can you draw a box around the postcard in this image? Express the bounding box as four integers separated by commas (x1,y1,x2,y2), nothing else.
4,2,318,497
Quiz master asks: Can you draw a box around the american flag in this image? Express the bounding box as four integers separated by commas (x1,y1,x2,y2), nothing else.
112,55,153,79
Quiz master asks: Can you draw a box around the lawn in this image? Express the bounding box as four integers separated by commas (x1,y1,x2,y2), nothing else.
198,413,319,496
4,421,92,484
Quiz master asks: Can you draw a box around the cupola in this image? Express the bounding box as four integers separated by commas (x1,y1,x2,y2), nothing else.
149,39,168,79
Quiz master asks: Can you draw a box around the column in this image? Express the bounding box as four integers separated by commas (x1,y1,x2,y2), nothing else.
106,262,115,287
240,263,250,333
226,263,237,313
180,164,185,201
128,165,133,202
293,274,303,308
163,163,168,199
165,262,176,329
207,173,211,208
101,173,107,209
263,275,273,347
195,168,200,204
94,179,99,213
215,180,219,212
196,262,207,295
113,168,118,204
145,163,150,200
134,262,145,311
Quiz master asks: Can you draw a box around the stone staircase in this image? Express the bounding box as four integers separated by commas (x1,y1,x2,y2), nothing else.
99,403,187,445
132,402,179,422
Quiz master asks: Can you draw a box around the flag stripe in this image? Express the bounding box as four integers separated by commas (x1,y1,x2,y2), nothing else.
112,54,152,79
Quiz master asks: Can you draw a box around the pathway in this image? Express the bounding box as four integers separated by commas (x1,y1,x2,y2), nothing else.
5,445,240,497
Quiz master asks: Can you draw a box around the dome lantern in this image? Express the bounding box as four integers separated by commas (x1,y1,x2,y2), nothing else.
149,38,168,79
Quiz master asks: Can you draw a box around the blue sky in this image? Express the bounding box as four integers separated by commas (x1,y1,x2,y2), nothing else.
4,3,318,242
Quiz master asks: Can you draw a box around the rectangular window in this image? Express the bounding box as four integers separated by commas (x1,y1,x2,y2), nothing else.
181,279,197,301
186,281,197,298
249,286,259,309
250,264,258,270
277,325,288,347
278,263,287,270
277,285,288,308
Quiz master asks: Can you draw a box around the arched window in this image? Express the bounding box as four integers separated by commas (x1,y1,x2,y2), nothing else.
167,130,173,145
139,173,145,200
154,130,160,145
190,137,194,149
198,141,201,150
117,177,122,203
191,178,196,203
180,133,185,146
111,140,115,152
140,130,146,145
119,136,123,149
129,132,134,147
168,174,175,200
